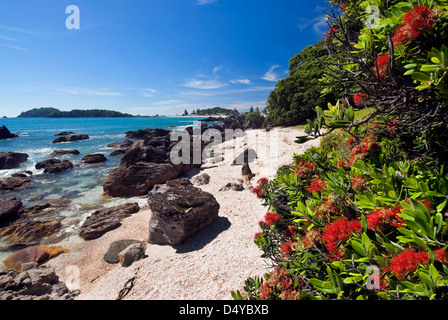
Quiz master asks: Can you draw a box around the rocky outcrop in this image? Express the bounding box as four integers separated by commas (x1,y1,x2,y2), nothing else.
0,220,62,243
0,198,23,225
148,179,220,246
0,152,29,170
0,263,79,300
78,203,140,240
82,154,107,164
49,149,80,158
0,126,18,140
0,177,32,191
51,134,89,144
103,127,203,197
3,246,68,271
35,159,73,173
107,140,134,149
124,128,170,140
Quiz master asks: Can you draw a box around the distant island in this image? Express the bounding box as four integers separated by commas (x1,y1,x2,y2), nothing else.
18,107,134,118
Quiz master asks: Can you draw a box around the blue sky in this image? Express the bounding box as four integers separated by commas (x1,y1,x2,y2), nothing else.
0,0,329,117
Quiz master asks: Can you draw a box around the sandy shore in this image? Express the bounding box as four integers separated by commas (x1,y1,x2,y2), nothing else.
46,126,320,300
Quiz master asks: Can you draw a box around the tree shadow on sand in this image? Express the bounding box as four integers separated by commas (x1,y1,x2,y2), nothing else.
173,216,231,254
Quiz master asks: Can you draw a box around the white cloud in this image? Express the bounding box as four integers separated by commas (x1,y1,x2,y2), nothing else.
183,79,228,90
140,88,157,97
0,43,28,51
298,15,328,36
196,0,219,5
262,65,282,82
54,87,123,96
230,79,251,85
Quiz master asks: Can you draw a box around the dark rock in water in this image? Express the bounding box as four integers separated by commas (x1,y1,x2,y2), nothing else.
52,134,89,144
35,159,73,173
78,203,140,240
21,199,70,218
148,179,220,246
50,149,80,158
124,128,170,140
0,126,18,140
82,154,107,164
103,239,146,265
103,163,179,197
0,152,29,170
54,131,75,136
0,177,32,191
11,170,33,178
107,140,134,149
0,198,23,225
110,149,126,156
0,220,62,243
0,264,79,300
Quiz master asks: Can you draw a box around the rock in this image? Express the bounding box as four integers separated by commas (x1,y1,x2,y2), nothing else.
54,131,75,136
49,149,80,158
103,163,179,197
0,177,32,191
11,170,33,178
125,128,170,140
78,203,140,240
0,264,79,300
118,242,146,267
219,182,244,192
21,199,70,218
3,246,50,271
191,173,210,186
0,152,29,170
0,126,18,140
51,134,89,144
148,179,220,246
82,154,107,164
110,149,126,156
232,148,257,165
107,140,134,149
35,159,73,173
0,198,23,225
0,220,62,243
103,239,145,264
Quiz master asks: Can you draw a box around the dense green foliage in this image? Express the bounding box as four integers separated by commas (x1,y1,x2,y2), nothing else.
190,107,237,116
234,0,448,300
18,108,133,118
266,41,335,126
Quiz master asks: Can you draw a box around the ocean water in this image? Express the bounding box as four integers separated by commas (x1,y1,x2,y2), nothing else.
0,116,206,260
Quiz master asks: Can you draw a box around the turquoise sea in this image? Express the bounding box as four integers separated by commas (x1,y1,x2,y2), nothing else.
0,116,206,260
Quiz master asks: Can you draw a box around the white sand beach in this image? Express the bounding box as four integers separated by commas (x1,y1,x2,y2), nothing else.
46,126,321,300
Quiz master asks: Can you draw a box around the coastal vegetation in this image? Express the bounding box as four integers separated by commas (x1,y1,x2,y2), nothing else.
234,0,448,300
18,107,134,118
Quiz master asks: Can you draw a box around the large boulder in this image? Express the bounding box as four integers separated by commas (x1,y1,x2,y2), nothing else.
148,179,220,246
52,134,89,144
35,159,73,173
0,220,62,243
0,126,18,140
124,128,170,140
0,177,32,191
0,152,29,170
82,154,107,164
103,163,179,197
0,198,23,225
78,203,140,240
107,140,134,149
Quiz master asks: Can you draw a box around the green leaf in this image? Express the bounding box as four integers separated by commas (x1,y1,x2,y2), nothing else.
328,120,351,128
420,65,440,73
412,72,431,81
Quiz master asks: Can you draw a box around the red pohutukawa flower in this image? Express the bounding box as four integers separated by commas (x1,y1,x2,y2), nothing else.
353,93,367,106
321,218,362,255
325,28,338,40
257,177,269,185
352,175,367,192
367,204,405,231
387,249,429,279
374,53,390,79
349,135,381,165
280,241,296,258
252,185,264,198
264,212,281,226
393,5,435,47
307,178,327,194
434,248,448,264
295,159,315,180
259,267,302,300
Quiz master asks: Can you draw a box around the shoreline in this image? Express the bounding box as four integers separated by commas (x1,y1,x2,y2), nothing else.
39,126,320,299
